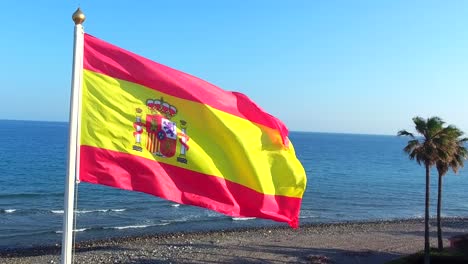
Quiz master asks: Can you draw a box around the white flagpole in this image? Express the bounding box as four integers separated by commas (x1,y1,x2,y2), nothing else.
61,8,85,264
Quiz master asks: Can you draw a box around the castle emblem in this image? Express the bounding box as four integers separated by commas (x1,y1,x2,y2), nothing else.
132,97,189,164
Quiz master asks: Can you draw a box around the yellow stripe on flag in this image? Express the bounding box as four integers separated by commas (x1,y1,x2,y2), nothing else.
81,70,306,198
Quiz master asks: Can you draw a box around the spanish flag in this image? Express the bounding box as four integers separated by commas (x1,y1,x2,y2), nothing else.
80,34,307,227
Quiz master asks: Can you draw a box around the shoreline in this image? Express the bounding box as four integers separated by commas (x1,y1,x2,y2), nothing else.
2,217,467,263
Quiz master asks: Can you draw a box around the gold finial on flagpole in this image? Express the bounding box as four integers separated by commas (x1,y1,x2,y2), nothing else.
72,8,86,25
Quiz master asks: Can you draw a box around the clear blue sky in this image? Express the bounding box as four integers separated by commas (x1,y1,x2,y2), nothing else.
1,1,467,135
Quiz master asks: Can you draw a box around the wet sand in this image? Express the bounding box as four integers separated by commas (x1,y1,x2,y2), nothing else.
1,218,467,264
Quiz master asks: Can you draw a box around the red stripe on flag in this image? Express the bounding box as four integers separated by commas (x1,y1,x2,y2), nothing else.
83,34,289,145
79,146,301,228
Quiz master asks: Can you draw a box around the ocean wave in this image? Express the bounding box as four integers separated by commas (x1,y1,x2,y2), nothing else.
111,225,150,230
55,228,88,234
231,217,256,221
299,215,319,219
50,209,127,214
412,214,424,219
1,209,17,213
110,209,126,212
106,223,169,230
77,210,106,214
160,214,223,224
161,217,189,224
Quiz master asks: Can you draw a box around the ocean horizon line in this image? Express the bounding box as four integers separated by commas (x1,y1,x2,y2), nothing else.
0,118,396,137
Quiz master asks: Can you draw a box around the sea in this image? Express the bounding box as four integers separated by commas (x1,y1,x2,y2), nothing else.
1,119,468,249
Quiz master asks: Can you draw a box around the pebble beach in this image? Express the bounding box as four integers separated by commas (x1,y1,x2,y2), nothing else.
1,218,467,264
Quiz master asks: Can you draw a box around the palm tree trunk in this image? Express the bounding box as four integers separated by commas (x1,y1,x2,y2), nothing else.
424,165,430,264
437,173,443,250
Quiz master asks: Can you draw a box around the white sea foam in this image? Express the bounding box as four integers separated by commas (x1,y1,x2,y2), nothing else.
76,209,127,213
55,228,88,234
76,209,109,214
161,217,190,223
110,209,126,212
170,203,180,207
53,210,102,214
412,213,424,219
4,209,16,213
52,209,126,214
231,217,256,221
112,225,150,230
109,223,169,230
299,215,318,219
76,210,94,214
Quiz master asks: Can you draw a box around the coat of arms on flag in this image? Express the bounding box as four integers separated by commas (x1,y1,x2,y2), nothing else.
132,97,189,164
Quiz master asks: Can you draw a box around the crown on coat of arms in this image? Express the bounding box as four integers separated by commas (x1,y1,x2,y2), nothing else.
146,98,177,119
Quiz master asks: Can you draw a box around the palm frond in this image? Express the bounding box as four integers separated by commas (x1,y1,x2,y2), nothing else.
403,139,420,154
440,125,463,139
397,130,414,138
412,117,428,137
426,117,445,139
449,156,462,174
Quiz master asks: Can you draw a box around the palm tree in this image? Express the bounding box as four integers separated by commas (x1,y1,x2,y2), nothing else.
398,116,456,264
435,133,467,251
